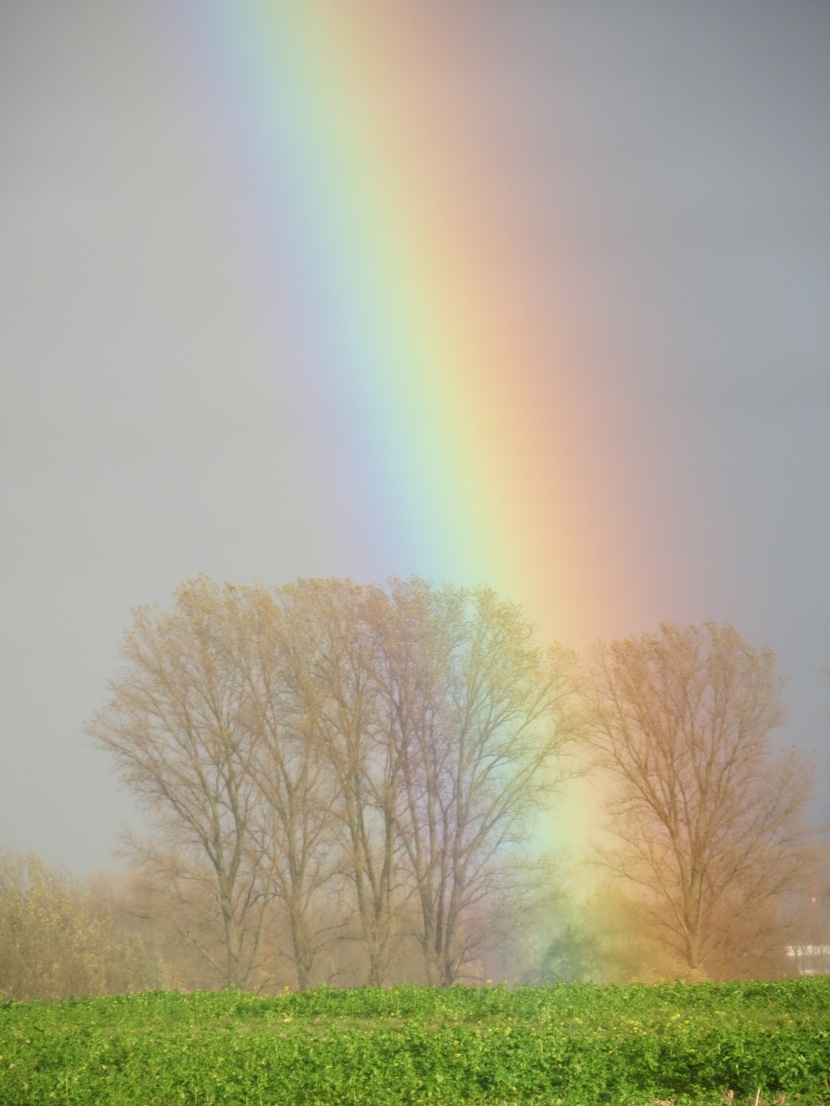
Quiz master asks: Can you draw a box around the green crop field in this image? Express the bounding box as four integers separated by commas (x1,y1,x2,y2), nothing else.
1,980,829,1105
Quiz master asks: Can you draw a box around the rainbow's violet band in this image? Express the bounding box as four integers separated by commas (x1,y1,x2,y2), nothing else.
152,0,613,648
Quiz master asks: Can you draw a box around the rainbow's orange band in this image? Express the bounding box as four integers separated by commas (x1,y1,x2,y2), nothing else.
149,0,677,657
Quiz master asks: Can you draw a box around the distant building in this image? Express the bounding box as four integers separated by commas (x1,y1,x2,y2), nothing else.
785,945,830,976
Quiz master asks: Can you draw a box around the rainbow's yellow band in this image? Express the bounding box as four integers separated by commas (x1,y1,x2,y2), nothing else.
151,0,663,655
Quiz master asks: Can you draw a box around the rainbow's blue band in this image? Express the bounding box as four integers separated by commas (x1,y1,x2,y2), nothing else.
147,0,623,652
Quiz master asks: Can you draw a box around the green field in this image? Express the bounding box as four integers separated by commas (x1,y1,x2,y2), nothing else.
1,980,829,1105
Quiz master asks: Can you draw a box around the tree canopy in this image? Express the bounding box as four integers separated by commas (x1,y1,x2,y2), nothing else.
583,621,813,979
90,575,579,988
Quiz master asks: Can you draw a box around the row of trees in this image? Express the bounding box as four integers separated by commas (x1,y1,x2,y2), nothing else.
1,575,810,1000
0,847,161,1001
90,576,579,990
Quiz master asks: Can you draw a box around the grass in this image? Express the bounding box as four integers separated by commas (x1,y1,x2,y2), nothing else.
1,979,829,1105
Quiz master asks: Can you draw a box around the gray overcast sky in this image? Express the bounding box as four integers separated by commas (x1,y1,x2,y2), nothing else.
2,0,829,872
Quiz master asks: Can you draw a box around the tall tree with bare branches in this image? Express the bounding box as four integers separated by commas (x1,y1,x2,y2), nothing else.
584,622,813,979
88,577,273,988
374,578,580,985
296,579,408,987
241,584,344,989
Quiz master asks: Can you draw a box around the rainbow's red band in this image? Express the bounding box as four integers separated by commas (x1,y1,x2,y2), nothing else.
147,0,663,653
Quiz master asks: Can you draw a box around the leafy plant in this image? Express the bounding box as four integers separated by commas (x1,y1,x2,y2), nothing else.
1,980,829,1105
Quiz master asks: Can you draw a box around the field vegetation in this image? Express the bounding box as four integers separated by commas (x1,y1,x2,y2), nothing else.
2,980,829,1105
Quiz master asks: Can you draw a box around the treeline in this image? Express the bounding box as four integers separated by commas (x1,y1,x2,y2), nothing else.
0,848,161,1001
1,575,822,1000
88,576,579,992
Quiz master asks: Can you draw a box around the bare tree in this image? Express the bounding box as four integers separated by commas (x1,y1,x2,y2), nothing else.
242,584,344,990
301,579,408,987
584,622,813,979
88,577,273,988
90,573,581,991
374,578,580,985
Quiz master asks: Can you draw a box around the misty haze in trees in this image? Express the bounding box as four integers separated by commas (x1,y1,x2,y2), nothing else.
89,575,579,990
0,847,161,1001
87,581,274,988
2,591,828,1001
583,622,814,981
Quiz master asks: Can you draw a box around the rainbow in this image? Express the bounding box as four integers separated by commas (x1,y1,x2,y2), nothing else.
145,0,665,650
